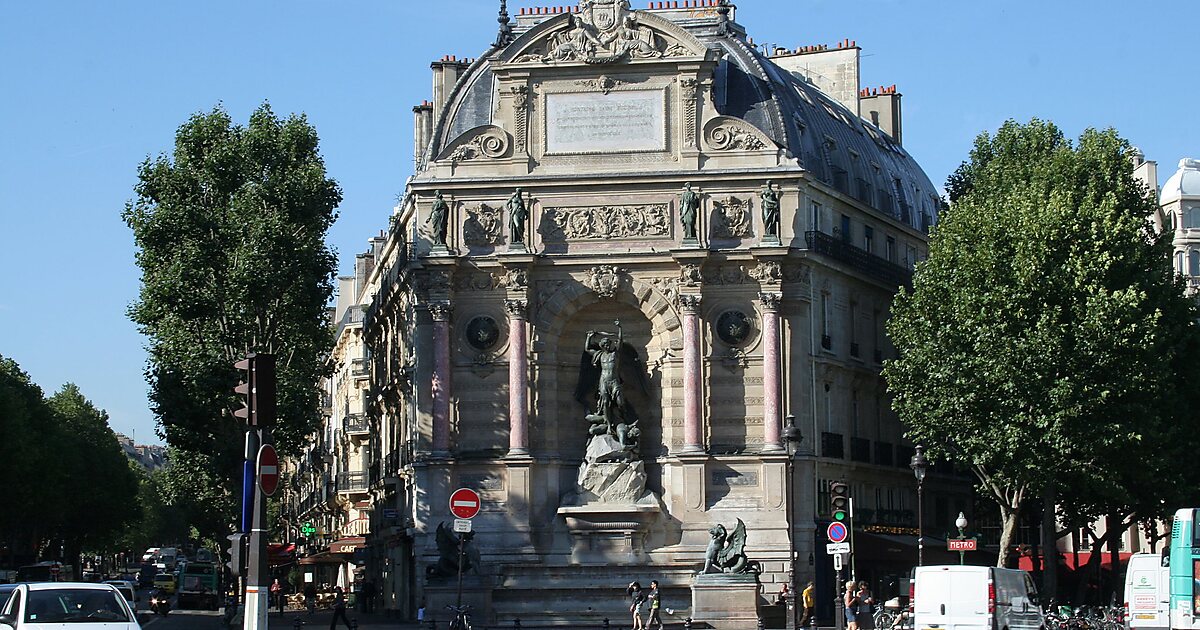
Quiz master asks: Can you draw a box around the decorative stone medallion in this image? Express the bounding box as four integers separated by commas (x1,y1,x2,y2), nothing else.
463,204,503,246
716,310,752,346
465,316,500,350
712,196,752,238
584,265,626,299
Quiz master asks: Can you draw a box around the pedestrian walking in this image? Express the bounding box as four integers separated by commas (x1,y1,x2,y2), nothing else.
304,582,318,617
646,580,663,630
360,579,376,614
855,582,876,630
626,581,647,630
271,578,284,616
800,581,816,627
329,586,353,630
844,580,861,630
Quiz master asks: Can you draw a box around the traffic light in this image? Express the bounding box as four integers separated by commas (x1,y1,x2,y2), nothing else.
233,353,276,426
226,533,247,577
830,481,850,523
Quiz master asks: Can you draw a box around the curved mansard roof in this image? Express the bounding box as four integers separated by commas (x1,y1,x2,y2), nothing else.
426,6,941,228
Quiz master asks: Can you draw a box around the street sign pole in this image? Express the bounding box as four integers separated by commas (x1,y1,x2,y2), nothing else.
244,429,270,630
448,488,481,613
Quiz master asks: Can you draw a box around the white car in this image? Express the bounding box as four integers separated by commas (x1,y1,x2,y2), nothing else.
102,581,137,604
0,582,140,630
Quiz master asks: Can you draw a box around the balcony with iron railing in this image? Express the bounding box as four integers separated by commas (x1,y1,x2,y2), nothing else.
336,304,366,339
337,471,369,494
350,357,369,380
805,230,913,286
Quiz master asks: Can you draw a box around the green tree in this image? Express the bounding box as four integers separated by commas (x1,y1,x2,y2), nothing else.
47,384,142,568
123,103,340,538
0,356,59,566
885,119,1200,564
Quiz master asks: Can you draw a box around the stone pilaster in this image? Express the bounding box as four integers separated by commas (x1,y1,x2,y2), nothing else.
760,291,784,452
429,300,452,454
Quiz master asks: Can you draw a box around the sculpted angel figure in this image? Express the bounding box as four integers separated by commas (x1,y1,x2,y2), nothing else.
575,320,649,451
549,13,599,61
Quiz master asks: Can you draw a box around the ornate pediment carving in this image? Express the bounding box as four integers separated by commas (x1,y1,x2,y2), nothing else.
435,125,511,165
703,116,775,152
502,2,708,66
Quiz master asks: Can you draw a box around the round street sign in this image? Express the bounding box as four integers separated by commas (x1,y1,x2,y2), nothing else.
258,444,280,497
827,521,848,544
449,487,481,519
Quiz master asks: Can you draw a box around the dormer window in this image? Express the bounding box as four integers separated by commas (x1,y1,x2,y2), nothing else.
1186,206,1200,229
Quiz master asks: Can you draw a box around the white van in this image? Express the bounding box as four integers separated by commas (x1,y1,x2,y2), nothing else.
913,565,1043,630
1124,553,1168,630
157,547,179,570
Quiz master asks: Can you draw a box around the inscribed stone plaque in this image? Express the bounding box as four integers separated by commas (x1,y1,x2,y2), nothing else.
545,90,665,154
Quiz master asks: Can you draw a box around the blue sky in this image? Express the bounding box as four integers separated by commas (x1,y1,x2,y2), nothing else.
1,1,1196,444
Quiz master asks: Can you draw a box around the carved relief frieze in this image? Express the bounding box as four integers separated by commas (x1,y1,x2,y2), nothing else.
463,203,503,246
584,265,626,299
704,116,771,152
711,196,752,239
540,204,671,241
679,263,702,287
749,261,782,285
511,1,692,65
453,272,500,292
574,75,628,94
648,276,679,306
703,264,748,286
499,268,529,291
680,78,699,149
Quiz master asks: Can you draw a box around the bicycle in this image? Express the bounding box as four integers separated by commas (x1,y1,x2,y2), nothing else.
447,603,473,630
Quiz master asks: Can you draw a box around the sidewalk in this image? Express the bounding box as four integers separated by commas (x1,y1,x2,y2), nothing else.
267,608,422,630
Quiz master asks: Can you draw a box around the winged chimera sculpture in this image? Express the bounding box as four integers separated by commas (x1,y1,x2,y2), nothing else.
702,518,757,574
573,320,650,452
427,522,481,580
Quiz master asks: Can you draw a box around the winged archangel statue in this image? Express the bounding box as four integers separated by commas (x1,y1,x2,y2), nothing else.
574,320,649,453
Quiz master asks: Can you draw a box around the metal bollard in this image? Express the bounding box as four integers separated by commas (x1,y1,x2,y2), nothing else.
603,617,610,630
350,620,358,630
293,619,305,630
514,618,522,629
683,617,692,630
428,619,436,630
759,617,766,630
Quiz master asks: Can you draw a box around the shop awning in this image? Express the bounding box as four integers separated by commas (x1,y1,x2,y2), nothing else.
298,552,347,566
268,543,296,566
328,537,365,554
1018,551,1132,572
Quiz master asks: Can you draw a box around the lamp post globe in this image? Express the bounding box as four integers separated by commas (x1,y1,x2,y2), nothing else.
910,445,929,566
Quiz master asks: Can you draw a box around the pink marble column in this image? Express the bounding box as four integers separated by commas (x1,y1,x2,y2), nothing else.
760,292,784,452
429,301,452,453
679,294,704,453
505,299,530,456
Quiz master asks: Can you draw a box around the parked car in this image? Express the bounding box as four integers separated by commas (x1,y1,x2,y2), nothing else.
102,581,138,604
0,582,140,630
152,574,176,595
913,565,1043,630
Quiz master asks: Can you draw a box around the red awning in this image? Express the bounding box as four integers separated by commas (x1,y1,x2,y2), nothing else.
267,543,296,566
1018,551,1132,572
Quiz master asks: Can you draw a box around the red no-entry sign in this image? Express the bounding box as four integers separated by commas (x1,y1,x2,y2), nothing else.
258,444,279,497
449,487,481,519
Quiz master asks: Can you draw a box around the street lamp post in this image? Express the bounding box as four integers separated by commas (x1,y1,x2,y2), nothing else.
955,512,968,565
782,414,804,630
909,445,929,567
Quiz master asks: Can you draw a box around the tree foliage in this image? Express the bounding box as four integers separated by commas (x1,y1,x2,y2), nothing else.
123,103,340,537
0,356,141,567
885,119,1200,564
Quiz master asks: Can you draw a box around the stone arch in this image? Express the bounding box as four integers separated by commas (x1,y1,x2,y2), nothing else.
533,276,684,353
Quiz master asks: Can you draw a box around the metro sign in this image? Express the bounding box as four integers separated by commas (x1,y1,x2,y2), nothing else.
947,538,977,551
258,444,280,497
449,487,481,519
